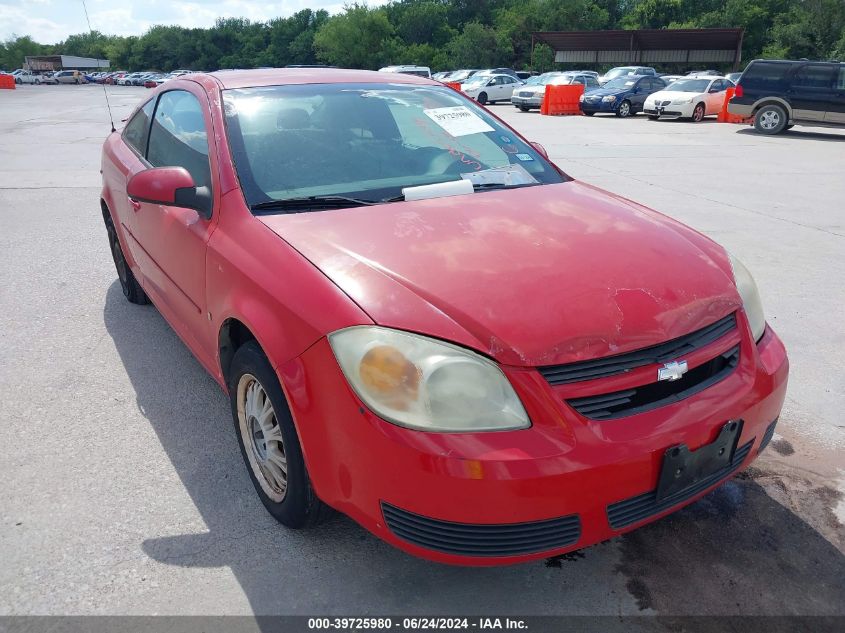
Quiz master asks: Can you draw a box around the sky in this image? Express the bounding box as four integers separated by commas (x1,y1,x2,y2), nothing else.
0,0,390,44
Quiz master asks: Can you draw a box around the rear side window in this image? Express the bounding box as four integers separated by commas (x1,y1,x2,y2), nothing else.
147,90,211,189
741,62,790,91
791,64,835,89
122,99,155,156
836,67,845,90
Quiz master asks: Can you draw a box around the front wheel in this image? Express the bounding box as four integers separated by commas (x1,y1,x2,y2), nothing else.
105,217,148,304
583,111,595,116
229,342,328,528
15,77,21,84
616,100,632,118
647,115,659,120
477,92,488,105
691,103,705,122
754,104,788,135
518,105,530,112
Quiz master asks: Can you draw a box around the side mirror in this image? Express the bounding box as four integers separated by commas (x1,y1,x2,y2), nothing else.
530,141,548,159
127,166,211,218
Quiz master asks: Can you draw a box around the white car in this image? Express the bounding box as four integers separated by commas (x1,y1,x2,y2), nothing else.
378,65,431,78
599,66,657,85
643,76,734,122
11,69,42,84
460,73,523,105
511,71,601,111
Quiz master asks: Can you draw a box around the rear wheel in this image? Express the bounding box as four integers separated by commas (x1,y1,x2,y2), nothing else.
583,111,595,116
518,105,530,112
754,104,787,135
477,92,488,105
647,115,659,120
616,100,632,118
691,103,705,122
105,216,148,304
229,342,328,528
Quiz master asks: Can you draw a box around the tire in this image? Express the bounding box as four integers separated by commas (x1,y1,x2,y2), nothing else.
518,105,530,112
477,92,488,105
15,78,21,84
785,124,794,130
583,111,595,116
105,215,148,304
647,115,659,120
754,104,787,135
228,341,328,528
616,100,632,118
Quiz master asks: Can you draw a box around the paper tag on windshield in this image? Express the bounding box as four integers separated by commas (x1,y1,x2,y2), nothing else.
424,106,495,137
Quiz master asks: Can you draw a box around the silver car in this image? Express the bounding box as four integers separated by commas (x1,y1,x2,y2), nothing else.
511,72,601,111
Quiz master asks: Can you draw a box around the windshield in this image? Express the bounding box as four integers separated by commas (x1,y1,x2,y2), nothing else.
463,75,491,86
605,68,634,79
602,78,638,90
223,83,565,209
665,79,710,92
524,75,544,86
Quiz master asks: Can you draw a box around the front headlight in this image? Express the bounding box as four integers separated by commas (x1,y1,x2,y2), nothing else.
329,327,530,432
579,94,585,101
602,95,616,102
729,255,766,342
672,97,693,104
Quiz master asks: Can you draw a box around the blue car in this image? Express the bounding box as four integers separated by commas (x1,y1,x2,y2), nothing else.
580,75,667,117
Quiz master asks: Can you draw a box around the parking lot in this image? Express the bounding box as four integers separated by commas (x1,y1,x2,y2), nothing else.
0,83,843,617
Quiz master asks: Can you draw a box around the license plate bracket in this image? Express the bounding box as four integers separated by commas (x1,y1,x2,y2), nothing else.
656,420,743,502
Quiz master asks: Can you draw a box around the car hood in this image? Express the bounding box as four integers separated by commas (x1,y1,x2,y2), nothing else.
648,90,702,101
584,87,629,98
258,181,740,367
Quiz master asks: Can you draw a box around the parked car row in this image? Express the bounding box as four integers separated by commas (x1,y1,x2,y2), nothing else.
6,69,87,84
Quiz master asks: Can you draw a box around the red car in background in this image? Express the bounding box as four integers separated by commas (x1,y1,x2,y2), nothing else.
99,69,788,565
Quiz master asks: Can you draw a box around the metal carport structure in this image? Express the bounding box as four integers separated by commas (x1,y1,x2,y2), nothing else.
532,28,744,70
24,55,110,71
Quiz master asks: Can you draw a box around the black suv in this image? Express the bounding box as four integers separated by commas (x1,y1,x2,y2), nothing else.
728,59,845,134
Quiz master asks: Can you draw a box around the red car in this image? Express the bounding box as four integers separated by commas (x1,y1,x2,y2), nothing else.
100,69,788,566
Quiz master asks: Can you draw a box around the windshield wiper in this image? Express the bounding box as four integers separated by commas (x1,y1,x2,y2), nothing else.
468,182,542,192
251,195,383,213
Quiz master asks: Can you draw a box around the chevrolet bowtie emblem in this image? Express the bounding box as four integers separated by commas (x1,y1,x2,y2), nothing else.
658,360,688,382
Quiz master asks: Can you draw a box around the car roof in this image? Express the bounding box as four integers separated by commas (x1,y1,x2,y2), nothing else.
205,67,431,89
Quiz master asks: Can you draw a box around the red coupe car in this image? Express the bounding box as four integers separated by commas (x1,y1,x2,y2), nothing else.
100,68,788,566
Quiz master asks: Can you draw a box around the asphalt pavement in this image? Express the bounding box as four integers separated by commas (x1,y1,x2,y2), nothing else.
0,84,842,619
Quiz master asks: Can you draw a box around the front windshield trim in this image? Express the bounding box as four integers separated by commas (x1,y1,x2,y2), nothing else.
221,82,569,213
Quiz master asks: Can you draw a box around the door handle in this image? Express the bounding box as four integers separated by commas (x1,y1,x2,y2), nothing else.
129,198,141,211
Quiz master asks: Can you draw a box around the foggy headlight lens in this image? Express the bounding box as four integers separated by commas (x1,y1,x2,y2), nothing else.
729,254,766,342
672,97,693,104
602,95,617,102
329,327,529,432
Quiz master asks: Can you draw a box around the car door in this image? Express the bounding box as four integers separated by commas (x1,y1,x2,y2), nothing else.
706,79,726,113
629,78,649,109
824,65,845,124
788,64,836,122
128,87,218,353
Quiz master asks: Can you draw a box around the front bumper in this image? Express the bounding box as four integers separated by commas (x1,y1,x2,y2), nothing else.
281,316,788,566
580,98,617,113
644,101,695,118
511,94,543,108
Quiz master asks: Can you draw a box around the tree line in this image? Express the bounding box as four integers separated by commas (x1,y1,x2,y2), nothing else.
2,0,843,73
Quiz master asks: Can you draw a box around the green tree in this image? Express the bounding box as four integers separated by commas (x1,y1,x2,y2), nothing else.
314,4,396,69
446,22,510,68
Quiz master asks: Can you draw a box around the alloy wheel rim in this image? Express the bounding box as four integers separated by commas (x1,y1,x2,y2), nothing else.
620,102,630,116
694,106,703,121
760,110,779,129
237,373,287,502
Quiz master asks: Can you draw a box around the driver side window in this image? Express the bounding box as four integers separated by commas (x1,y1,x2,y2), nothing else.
147,90,212,190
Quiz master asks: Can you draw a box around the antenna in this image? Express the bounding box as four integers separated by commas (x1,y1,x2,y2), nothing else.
81,0,115,132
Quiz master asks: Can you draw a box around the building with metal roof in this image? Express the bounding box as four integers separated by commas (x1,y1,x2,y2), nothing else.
533,28,744,70
24,55,110,71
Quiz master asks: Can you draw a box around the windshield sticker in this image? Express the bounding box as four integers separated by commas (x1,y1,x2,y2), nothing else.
460,164,538,187
515,153,534,161
500,135,512,143
424,106,495,137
